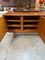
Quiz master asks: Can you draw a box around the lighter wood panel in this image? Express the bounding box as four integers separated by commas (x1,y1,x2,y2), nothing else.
0,16,7,42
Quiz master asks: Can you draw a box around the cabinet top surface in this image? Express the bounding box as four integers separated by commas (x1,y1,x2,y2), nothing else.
4,11,45,16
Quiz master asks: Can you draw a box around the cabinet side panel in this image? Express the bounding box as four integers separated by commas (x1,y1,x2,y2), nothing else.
38,17,45,43
0,17,7,42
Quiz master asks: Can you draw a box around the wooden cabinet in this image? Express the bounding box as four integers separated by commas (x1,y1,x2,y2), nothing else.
0,16,7,42
38,16,45,43
4,12,40,33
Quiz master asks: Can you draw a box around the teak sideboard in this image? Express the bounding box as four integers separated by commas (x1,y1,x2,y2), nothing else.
2,11,45,43
4,11,45,32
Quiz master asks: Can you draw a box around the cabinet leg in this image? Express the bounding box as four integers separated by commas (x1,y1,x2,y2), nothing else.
13,32,16,38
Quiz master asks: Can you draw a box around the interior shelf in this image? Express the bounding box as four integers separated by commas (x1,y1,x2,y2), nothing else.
8,29,21,32
24,20,38,22
23,29,37,32
7,24,20,27
7,20,20,22
24,25,38,27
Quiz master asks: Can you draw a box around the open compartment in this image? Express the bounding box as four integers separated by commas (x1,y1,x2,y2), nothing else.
23,16,40,20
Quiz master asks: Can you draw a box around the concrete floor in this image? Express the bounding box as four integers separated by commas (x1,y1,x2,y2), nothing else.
0,34,45,60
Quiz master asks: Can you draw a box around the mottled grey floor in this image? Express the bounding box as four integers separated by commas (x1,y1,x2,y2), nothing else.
0,35,45,60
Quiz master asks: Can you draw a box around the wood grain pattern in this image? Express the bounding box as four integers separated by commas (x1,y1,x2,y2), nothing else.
0,17,7,42
4,12,39,33
4,11,45,16
38,16,45,43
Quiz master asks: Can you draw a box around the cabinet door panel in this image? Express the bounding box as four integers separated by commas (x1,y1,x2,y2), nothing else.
0,17,7,42
38,16,45,43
